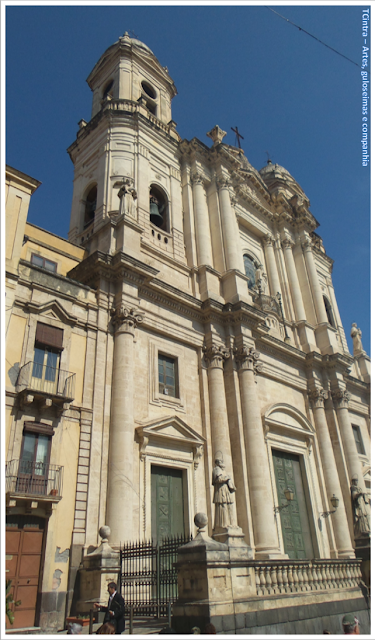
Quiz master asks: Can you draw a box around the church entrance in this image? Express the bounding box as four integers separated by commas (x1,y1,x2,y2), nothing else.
272,450,314,559
151,466,185,543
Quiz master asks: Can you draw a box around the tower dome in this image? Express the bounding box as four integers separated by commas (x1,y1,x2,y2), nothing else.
259,159,307,200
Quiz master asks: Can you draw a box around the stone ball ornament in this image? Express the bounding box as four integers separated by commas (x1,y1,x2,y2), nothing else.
99,525,111,542
194,512,208,532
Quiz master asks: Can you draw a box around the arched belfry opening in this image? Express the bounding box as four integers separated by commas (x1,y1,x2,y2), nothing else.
83,184,97,229
323,295,336,327
141,80,157,116
149,184,168,231
102,79,114,101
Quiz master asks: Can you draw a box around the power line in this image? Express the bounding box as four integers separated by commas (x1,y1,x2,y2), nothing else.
266,6,362,71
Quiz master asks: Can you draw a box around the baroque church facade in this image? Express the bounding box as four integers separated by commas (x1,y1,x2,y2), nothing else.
5,33,370,633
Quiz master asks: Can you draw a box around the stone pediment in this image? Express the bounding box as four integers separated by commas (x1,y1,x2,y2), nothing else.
136,416,205,449
25,299,77,326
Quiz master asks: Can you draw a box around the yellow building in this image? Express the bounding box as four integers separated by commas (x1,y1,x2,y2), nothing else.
5,33,370,634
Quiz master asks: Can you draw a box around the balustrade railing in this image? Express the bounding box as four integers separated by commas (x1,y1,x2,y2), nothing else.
251,559,362,596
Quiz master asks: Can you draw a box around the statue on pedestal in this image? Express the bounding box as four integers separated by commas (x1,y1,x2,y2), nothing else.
350,476,370,537
350,323,365,355
255,265,267,293
212,455,236,530
117,179,137,217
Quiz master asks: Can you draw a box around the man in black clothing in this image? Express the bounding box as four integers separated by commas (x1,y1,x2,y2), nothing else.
94,582,125,635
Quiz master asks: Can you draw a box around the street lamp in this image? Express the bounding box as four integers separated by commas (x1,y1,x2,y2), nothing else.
274,487,294,513
320,494,339,518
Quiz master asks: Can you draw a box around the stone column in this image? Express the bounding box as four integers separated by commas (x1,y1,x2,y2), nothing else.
302,237,327,324
308,389,355,558
203,344,237,526
331,389,364,485
263,234,281,296
282,238,306,322
234,346,282,558
191,173,213,267
217,177,242,271
106,306,144,544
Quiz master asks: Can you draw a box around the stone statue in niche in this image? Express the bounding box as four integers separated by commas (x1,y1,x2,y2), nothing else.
350,475,370,537
350,323,365,355
255,264,267,293
117,179,137,217
212,455,236,529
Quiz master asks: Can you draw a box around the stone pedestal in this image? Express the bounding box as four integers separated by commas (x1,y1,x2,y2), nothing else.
76,526,120,615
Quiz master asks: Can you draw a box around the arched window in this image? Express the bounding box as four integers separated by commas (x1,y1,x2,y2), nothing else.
141,80,157,116
323,295,336,328
244,255,257,290
149,185,168,231
102,80,114,101
83,185,97,229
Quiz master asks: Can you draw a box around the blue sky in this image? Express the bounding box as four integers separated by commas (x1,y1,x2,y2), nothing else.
5,3,370,354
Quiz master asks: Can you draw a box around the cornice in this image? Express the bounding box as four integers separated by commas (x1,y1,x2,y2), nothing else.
256,334,307,367
345,374,370,393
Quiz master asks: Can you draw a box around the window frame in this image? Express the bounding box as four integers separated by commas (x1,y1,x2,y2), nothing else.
158,353,179,398
243,254,258,291
30,253,57,273
352,424,365,455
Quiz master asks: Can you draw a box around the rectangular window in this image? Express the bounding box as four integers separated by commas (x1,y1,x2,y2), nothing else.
17,425,53,495
31,323,63,394
31,253,57,273
352,425,365,455
158,354,178,398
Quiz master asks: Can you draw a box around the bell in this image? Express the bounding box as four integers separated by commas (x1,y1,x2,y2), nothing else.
150,200,164,227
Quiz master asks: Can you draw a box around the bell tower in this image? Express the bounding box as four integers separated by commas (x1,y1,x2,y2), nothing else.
67,32,181,260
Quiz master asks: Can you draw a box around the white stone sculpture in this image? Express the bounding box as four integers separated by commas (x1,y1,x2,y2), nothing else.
350,323,365,355
212,456,236,529
350,476,370,537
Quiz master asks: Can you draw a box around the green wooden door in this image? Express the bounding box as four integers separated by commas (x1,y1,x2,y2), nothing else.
151,466,184,543
272,450,314,559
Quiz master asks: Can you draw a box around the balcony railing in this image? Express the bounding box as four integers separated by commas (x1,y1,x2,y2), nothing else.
251,559,362,595
16,361,75,400
6,459,63,498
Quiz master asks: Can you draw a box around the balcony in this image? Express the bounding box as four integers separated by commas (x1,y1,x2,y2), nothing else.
252,292,281,318
6,459,63,508
16,361,75,409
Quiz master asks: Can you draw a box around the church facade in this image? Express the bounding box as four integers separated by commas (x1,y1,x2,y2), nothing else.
5,33,370,633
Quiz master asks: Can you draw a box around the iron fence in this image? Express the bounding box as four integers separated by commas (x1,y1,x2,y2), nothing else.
119,534,192,617
5,459,63,497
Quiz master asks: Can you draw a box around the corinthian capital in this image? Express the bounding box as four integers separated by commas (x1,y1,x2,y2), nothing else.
331,388,351,409
203,344,230,369
111,306,144,334
308,388,329,409
282,237,295,250
263,233,275,248
216,176,231,191
233,346,263,373
190,172,205,186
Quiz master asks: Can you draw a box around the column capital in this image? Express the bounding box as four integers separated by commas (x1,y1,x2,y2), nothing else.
230,193,238,207
111,306,144,334
282,237,295,250
234,346,263,373
308,388,329,409
301,236,313,251
263,233,275,248
216,176,231,191
331,388,351,409
190,171,205,187
203,344,230,369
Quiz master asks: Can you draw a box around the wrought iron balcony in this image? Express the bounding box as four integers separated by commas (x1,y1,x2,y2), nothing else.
5,459,63,499
16,361,75,402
